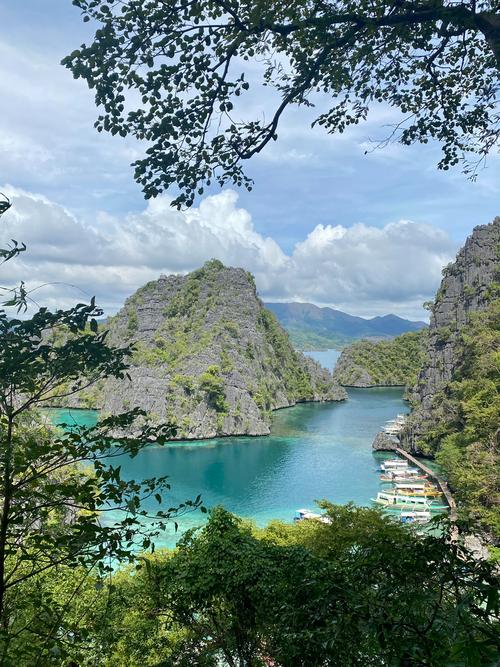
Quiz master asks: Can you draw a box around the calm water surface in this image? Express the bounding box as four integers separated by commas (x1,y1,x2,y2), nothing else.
47,380,408,547
305,348,341,370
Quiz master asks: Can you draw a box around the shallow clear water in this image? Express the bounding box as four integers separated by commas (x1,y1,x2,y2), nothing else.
46,386,408,547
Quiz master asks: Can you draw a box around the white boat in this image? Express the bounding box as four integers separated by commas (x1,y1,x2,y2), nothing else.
394,482,427,491
375,491,431,506
399,510,431,524
381,465,419,475
380,468,426,482
393,493,436,506
294,509,331,524
385,414,406,424
295,508,321,521
393,483,441,497
380,460,408,471
384,426,403,435
372,492,447,510
383,415,407,435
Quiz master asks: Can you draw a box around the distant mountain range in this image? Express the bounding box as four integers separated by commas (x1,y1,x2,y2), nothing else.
264,302,427,350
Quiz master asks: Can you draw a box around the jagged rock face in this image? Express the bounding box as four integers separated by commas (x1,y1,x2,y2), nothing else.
404,217,500,450
372,432,397,452
101,261,346,439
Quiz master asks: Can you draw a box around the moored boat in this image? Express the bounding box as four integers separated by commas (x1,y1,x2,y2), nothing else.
392,483,441,497
294,508,321,521
294,509,331,524
380,459,408,471
393,490,441,498
399,510,432,524
380,466,422,478
372,491,447,511
380,473,428,482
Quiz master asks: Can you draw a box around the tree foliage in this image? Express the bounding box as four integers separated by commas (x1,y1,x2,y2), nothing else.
22,505,500,666
0,199,202,657
0,193,27,307
424,296,500,537
64,0,500,206
333,329,428,387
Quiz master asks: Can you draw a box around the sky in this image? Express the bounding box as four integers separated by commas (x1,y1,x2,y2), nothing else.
0,0,498,320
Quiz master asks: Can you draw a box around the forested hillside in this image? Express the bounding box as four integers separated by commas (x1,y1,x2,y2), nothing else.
432,299,500,538
9,505,499,665
332,330,428,388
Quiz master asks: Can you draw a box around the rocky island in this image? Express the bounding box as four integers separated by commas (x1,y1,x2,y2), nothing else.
332,330,427,388
96,260,346,439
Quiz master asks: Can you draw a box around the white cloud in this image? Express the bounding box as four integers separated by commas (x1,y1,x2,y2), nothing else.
282,220,454,315
0,187,458,320
0,18,497,258
0,37,142,205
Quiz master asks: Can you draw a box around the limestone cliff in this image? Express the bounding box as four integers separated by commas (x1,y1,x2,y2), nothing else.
403,217,500,451
100,260,346,439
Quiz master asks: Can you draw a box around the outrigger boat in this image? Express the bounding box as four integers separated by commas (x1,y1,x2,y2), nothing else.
380,466,424,480
380,459,408,471
399,510,432,524
392,483,441,498
383,415,407,435
380,473,428,482
372,491,447,511
393,490,442,498
381,465,420,475
294,509,331,524
294,508,321,521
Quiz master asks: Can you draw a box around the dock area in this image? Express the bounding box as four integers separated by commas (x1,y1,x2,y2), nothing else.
393,447,457,521
394,446,458,538
375,414,457,533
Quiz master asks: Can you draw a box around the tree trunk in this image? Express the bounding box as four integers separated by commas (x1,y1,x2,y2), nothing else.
0,414,14,625
476,12,500,68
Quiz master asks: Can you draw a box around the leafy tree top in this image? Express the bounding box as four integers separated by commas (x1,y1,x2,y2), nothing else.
64,0,499,207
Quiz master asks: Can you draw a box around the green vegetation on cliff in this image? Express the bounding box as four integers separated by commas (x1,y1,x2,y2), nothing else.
404,220,500,540
257,309,316,402
333,330,428,388
101,261,345,439
414,296,500,537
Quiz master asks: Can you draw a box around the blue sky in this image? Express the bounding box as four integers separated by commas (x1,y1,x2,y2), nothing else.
0,0,498,318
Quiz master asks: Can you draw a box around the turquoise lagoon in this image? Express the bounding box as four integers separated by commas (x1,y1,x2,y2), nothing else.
47,365,409,548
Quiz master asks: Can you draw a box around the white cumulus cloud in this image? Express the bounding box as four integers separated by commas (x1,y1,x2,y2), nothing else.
0,186,458,319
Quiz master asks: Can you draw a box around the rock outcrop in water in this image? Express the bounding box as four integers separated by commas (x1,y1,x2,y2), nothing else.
372,432,397,451
99,260,346,439
403,218,500,452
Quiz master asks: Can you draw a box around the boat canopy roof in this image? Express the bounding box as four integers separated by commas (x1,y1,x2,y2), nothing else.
395,482,426,488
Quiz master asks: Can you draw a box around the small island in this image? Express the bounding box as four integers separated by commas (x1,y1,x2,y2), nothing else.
332,330,427,388
92,260,346,439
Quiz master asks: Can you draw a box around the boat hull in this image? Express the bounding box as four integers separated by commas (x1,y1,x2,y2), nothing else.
372,499,447,512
